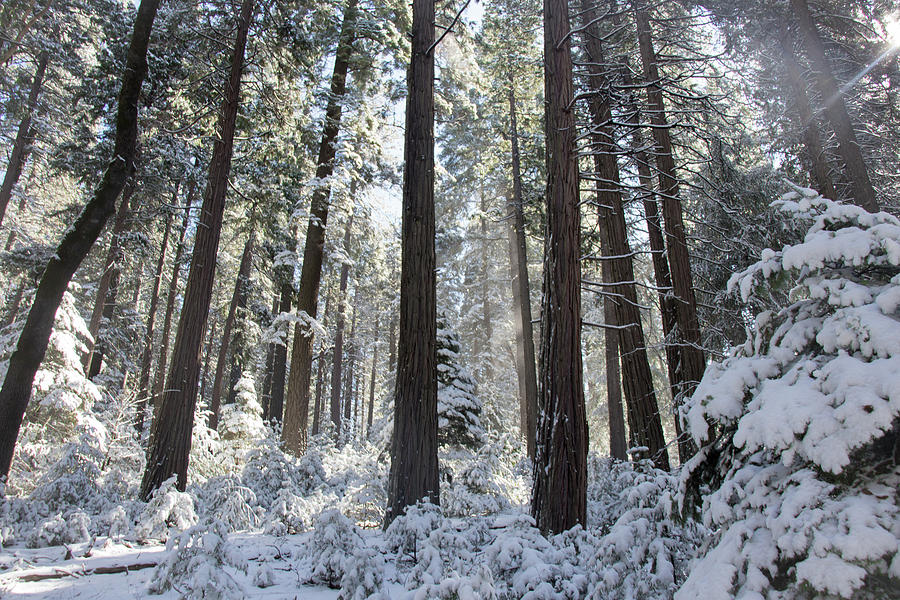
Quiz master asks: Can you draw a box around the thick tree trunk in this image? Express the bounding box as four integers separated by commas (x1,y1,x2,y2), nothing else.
581,3,668,470
330,212,354,436
282,0,359,455
506,87,538,460
634,1,705,462
140,0,254,498
780,32,837,200
0,0,160,480
531,0,588,534
208,230,254,429
367,314,379,435
384,0,439,527
83,184,135,373
602,276,627,461
151,183,194,405
789,0,877,212
135,203,174,430
267,282,292,423
0,51,48,228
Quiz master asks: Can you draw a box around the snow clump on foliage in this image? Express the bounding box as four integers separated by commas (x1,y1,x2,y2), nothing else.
219,374,265,443
679,189,900,599
437,315,487,449
135,476,198,542
147,519,248,599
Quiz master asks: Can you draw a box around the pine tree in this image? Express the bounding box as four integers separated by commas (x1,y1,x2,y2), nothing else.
436,315,485,450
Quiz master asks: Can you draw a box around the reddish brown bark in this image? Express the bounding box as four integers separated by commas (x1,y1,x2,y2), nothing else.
531,0,588,534
282,0,359,454
140,0,254,497
384,0,439,527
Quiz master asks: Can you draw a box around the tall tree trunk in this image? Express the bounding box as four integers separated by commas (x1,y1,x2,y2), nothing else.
343,295,358,426
282,0,359,455
602,277,627,460
384,0,439,527
0,51,48,228
531,0,588,535
83,184,135,373
1,280,25,330
0,0,160,480
506,86,538,460
780,32,837,200
261,291,279,420
330,211,354,436
479,187,493,379
634,1,705,463
789,0,877,212
136,199,174,430
208,230,255,429
140,0,254,498
367,314,379,435
151,183,194,405
199,316,217,412
582,3,668,469
268,281,292,423
311,280,333,435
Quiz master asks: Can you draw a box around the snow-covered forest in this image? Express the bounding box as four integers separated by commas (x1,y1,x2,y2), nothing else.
0,0,898,597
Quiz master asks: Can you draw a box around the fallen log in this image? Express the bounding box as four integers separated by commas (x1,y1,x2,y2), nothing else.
2,561,158,583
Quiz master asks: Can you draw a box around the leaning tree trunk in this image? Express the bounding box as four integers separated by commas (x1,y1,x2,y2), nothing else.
140,0,254,498
506,86,538,460
780,31,837,201
789,0,877,212
634,1,705,462
282,0,359,455
0,0,160,480
83,183,135,373
208,229,254,429
0,51,48,228
581,2,668,470
150,182,194,405
384,0,439,528
330,211,354,436
135,196,175,431
531,0,588,535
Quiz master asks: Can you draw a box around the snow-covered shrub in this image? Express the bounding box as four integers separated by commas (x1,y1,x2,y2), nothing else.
339,544,386,600
135,476,198,542
219,374,265,443
28,437,106,513
302,509,365,588
241,436,324,509
437,315,486,449
442,442,517,517
189,408,229,480
412,565,498,600
263,487,309,535
196,475,263,532
147,520,248,599
26,510,91,548
679,190,900,599
585,457,704,599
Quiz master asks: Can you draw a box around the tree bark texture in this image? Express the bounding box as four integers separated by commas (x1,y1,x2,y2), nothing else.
634,2,705,458
208,230,254,429
282,0,359,455
531,0,588,535
384,0,439,527
140,0,254,498
0,51,48,228
0,0,160,480
789,0,877,212
506,86,538,460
